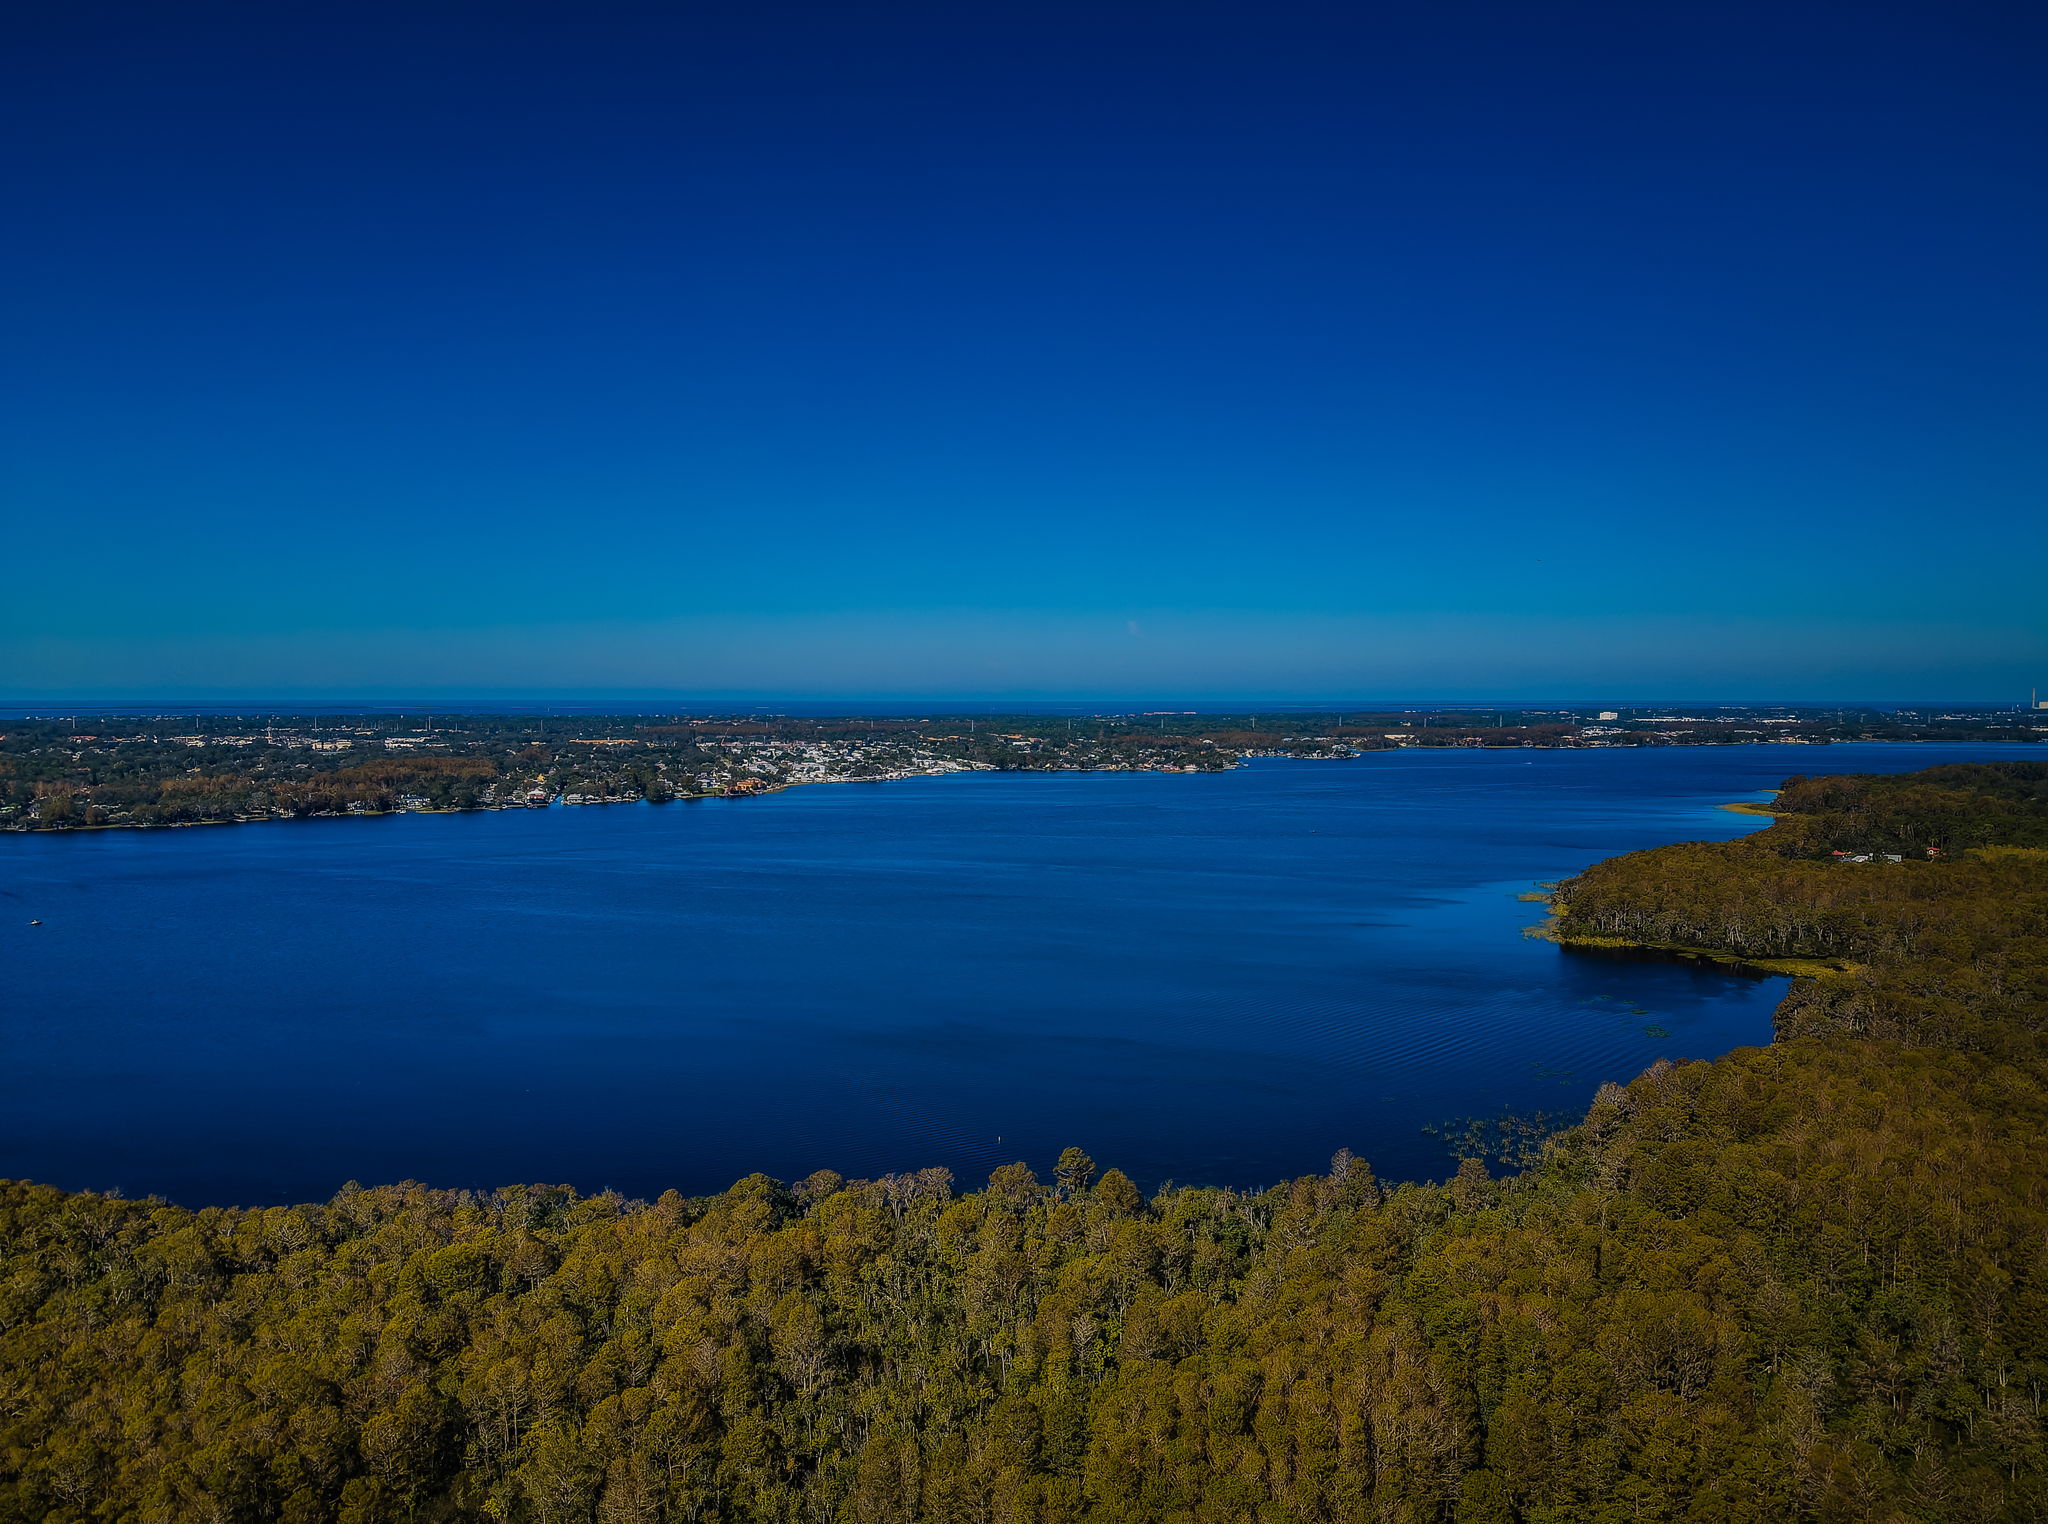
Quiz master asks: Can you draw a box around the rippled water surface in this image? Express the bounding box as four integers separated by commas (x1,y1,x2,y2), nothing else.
2,744,2025,1205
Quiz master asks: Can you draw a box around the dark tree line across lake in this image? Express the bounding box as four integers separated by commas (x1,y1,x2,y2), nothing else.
3,708,2036,830
2,762,2045,1521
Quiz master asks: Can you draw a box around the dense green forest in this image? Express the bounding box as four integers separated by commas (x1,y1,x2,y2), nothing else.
3,762,2044,1521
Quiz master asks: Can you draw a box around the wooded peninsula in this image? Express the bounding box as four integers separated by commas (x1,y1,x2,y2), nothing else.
2,761,2044,1522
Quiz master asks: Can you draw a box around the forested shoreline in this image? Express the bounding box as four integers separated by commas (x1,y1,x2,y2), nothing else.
3,762,2045,1521
5,708,2035,832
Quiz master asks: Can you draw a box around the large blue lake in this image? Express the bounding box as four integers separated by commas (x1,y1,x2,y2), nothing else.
2,743,2025,1206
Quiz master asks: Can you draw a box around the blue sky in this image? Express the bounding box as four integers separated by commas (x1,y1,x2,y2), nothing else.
5,1,2044,699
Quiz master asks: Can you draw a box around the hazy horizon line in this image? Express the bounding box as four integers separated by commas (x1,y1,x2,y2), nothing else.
3,693,2034,712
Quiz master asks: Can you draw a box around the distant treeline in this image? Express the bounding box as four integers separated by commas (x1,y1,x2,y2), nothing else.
3,763,2046,1521
3,710,2038,832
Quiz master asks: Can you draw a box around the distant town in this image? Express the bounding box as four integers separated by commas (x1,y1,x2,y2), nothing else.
2,704,2041,831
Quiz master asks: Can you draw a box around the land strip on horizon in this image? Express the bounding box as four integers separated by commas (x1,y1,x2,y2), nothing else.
3,704,2040,832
